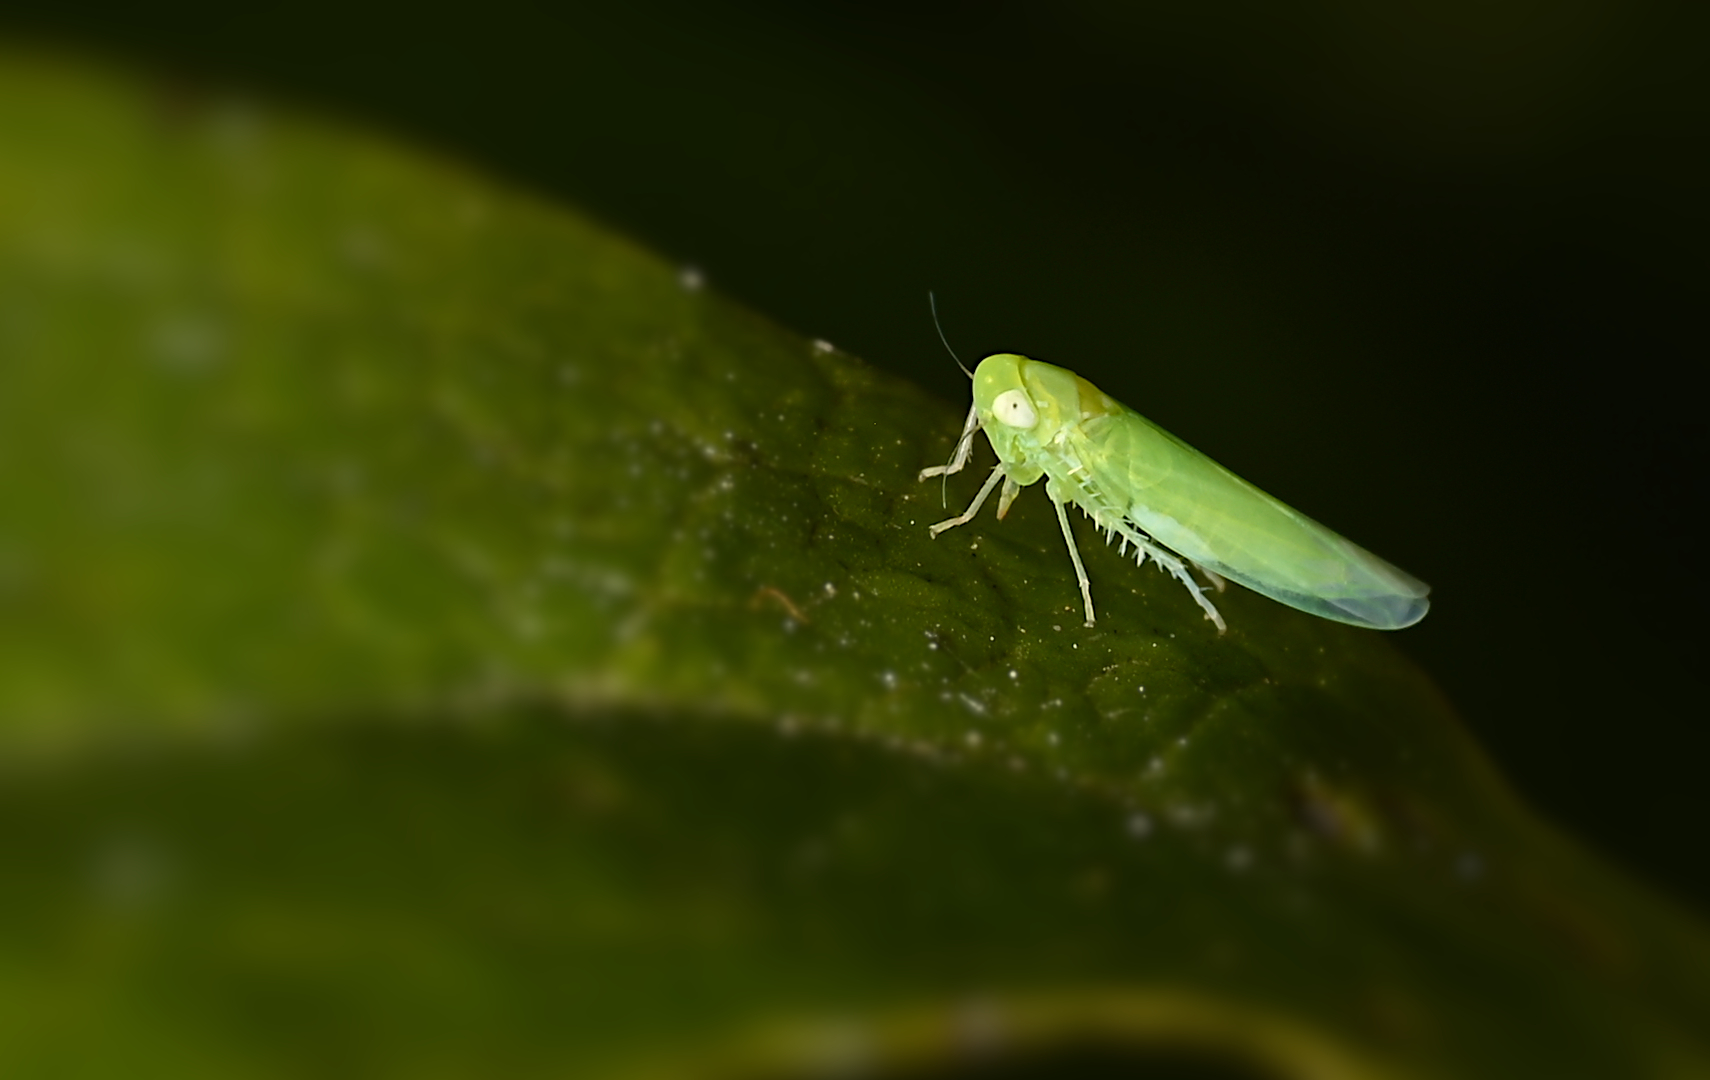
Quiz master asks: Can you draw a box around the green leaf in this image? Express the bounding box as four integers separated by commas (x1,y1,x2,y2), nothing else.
3,49,1709,1079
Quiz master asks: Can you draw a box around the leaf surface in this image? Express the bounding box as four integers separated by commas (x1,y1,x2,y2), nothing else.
2,51,1708,1079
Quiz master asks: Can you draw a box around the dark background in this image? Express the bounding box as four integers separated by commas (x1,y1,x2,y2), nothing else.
4,1,1705,910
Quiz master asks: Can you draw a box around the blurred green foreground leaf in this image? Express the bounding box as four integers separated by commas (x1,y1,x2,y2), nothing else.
2,49,1709,1080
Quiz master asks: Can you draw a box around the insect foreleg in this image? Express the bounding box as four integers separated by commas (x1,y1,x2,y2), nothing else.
927,464,1005,538
1050,491,1098,627
918,403,981,481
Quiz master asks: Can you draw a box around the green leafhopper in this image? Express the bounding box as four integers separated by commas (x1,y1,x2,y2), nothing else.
921,353,1430,632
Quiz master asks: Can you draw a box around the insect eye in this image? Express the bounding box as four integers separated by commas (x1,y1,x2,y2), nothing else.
992,389,1038,429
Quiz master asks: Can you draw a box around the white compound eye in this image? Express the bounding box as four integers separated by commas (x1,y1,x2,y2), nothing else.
991,388,1038,429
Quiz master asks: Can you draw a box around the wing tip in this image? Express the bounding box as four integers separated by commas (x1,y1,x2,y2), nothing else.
1340,593,1430,631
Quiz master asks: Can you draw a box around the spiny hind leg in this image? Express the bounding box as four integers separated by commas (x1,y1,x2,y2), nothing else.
926,464,1004,538
1051,494,1097,627
1154,549,1226,632
1114,524,1227,633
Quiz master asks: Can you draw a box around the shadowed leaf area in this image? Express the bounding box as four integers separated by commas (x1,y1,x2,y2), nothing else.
2,51,1709,1079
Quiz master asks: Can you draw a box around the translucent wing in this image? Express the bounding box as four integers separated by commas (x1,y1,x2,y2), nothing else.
1071,411,1429,630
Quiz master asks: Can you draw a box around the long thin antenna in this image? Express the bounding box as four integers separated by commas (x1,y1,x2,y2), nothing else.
924,291,980,508
929,291,973,379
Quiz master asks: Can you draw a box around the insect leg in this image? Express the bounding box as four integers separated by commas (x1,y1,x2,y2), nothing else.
1051,494,1098,627
1176,563,1227,631
927,464,1005,538
918,403,981,480
1112,524,1227,633
1196,565,1228,592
